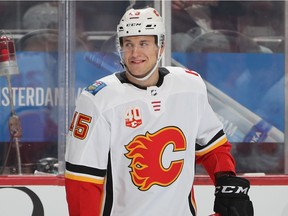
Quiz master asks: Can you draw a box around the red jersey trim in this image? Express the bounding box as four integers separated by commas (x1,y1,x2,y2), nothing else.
65,172,104,184
196,136,228,157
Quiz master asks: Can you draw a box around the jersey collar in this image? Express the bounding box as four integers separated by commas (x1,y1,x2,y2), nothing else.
115,67,169,89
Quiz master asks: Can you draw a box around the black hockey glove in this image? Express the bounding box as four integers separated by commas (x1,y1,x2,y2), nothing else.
214,175,254,216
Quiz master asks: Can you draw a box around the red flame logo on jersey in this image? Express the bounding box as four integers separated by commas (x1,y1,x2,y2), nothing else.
125,126,186,191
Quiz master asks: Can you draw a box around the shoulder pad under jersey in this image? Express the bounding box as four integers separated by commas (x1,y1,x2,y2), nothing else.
84,80,107,95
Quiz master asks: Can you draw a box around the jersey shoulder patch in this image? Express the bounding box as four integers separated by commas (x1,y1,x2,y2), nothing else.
85,80,107,95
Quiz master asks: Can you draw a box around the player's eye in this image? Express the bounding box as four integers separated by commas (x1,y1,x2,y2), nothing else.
140,42,148,47
123,43,133,48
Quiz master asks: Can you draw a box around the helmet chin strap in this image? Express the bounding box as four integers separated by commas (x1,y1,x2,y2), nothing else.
121,48,162,82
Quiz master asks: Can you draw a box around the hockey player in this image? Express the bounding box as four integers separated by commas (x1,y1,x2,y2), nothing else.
65,7,253,216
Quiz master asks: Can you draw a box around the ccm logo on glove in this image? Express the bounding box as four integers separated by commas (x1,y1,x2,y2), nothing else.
214,175,254,216
215,185,249,194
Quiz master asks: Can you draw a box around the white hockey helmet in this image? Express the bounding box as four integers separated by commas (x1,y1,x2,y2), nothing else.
116,7,165,51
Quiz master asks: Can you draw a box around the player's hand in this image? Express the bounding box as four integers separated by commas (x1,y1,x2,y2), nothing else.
214,175,254,216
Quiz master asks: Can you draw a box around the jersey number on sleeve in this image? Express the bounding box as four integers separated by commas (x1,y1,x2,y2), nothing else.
69,111,92,140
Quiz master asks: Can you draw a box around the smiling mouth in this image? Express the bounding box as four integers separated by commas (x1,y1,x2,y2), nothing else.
131,59,145,64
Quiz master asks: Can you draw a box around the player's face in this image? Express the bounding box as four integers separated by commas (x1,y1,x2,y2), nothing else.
121,35,160,79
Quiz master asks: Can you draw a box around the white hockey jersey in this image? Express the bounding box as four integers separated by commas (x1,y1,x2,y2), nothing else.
65,66,227,216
